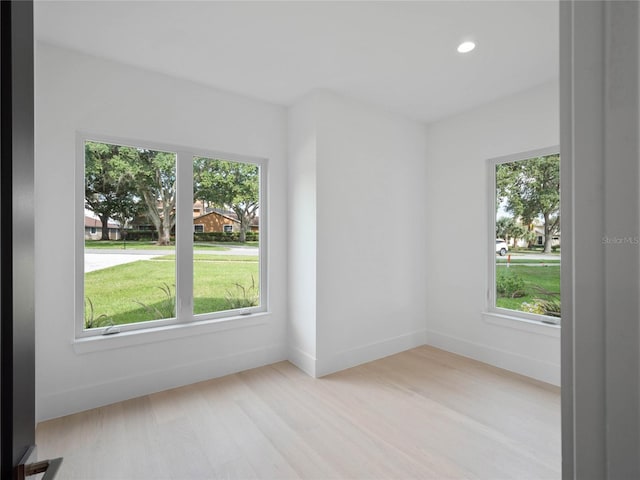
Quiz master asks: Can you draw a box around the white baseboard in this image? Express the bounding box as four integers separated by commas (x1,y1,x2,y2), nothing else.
287,345,317,377
37,343,286,422
316,329,427,377
426,329,560,386
38,329,558,421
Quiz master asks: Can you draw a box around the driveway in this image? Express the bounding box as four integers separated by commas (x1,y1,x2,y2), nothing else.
84,252,162,273
84,246,259,273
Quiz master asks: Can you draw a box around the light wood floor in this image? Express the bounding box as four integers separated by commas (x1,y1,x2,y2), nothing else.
36,346,560,479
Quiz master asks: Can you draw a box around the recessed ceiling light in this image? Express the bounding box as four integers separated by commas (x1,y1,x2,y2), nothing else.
457,41,476,54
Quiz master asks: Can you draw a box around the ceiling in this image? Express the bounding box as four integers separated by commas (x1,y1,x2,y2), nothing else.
34,1,559,124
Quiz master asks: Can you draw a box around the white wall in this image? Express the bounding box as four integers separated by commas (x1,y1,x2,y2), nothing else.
36,41,560,422
35,43,288,421
560,2,640,475
424,81,561,385
288,91,428,377
287,93,318,375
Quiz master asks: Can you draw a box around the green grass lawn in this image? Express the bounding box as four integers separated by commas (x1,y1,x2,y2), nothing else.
496,264,560,313
85,240,259,251
507,248,561,256
496,258,561,264
84,254,259,327
86,240,221,251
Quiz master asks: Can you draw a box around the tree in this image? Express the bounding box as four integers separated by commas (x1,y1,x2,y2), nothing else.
85,142,139,240
109,194,145,240
496,154,560,253
85,142,177,246
194,158,259,243
496,216,527,249
133,150,177,246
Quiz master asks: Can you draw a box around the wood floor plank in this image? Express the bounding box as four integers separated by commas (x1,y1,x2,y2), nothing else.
35,346,560,479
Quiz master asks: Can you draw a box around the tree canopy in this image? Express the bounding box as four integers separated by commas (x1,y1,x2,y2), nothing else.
84,141,176,245
496,216,529,247
131,149,176,246
496,154,560,253
194,158,259,242
85,141,141,240
85,143,259,246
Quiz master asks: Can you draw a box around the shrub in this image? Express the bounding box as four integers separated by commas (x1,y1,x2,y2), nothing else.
496,269,525,298
84,297,113,329
193,231,259,243
521,300,561,318
134,283,175,320
521,301,544,315
123,230,157,242
194,232,236,242
225,276,259,309
522,286,561,318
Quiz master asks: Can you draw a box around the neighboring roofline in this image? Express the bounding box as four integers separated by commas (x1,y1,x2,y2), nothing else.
84,216,119,229
193,210,240,224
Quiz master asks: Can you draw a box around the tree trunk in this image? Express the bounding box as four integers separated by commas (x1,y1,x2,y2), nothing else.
234,208,249,243
238,221,247,243
99,213,110,240
543,212,552,253
158,223,170,246
527,223,534,248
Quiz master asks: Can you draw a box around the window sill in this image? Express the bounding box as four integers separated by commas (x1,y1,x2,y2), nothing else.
482,311,560,338
73,312,270,355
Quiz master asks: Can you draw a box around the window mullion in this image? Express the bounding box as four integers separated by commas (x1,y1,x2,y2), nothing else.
176,151,194,322
79,134,266,337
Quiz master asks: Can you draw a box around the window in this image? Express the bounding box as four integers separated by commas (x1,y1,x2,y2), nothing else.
193,156,260,317
223,224,233,233
488,147,560,325
78,135,266,338
89,227,97,235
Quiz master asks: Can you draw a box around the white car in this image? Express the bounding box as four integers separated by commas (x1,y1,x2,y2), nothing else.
496,239,508,256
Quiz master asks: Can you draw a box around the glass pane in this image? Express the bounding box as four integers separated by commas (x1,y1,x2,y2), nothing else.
84,141,177,328
495,154,561,321
193,156,260,315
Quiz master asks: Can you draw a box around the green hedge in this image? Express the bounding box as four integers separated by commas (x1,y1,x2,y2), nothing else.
194,231,258,242
122,230,158,241
123,229,258,243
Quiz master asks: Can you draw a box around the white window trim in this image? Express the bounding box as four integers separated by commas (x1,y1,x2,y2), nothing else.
76,132,268,340
194,224,205,233
223,224,233,233
486,145,561,327
73,312,270,354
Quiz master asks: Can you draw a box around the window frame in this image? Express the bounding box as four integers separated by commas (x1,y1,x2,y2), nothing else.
76,132,268,339
486,145,561,326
